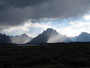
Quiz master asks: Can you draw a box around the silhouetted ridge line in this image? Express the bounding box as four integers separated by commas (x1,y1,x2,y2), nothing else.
0,33,11,44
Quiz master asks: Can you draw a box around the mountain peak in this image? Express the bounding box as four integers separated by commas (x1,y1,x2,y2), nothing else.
42,28,58,36
46,28,56,32
78,32,90,38
27,28,72,44
21,33,29,37
47,28,54,31
76,32,90,42
80,32,89,36
10,33,32,44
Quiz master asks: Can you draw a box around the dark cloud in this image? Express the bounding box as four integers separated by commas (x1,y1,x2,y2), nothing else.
0,0,46,8
0,0,90,26
32,0,90,18
0,0,48,25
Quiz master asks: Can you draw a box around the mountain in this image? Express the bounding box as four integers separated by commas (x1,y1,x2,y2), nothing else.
70,36,77,42
0,33,11,44
10,33,32,44
27,28,72,44
76,32,90,42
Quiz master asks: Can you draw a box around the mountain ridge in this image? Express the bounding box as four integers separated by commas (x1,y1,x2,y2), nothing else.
10,33,32,44
75,32,90,42
1,29,90,44
27,28,72,44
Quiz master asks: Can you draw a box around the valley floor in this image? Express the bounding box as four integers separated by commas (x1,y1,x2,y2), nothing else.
0,43,90,68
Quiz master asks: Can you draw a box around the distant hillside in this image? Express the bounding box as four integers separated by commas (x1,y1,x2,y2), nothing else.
0,33,11,44
27,28,72,44
10,33,32,44
76,32,90,42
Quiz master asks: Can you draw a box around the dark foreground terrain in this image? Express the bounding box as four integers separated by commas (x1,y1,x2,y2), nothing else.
0,43,90,68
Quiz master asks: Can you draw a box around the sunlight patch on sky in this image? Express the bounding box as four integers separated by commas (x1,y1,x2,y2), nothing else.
83,15,90,21
60,21,90,37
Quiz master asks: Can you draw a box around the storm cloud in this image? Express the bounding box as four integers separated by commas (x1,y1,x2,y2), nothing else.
0,0,90,26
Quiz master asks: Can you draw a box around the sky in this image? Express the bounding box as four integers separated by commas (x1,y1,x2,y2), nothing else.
0,0,90,37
